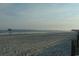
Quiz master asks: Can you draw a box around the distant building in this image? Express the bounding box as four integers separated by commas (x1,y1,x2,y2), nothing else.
8,28,12,35
72,29,79,32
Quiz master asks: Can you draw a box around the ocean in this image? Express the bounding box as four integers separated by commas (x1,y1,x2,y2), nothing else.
0,30,68,35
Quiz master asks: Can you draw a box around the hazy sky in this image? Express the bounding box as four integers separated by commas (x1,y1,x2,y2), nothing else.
0,3,79,30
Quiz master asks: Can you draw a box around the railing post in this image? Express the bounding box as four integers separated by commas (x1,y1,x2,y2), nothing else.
71,30,79,56
71,39,76,56
76,32,79,55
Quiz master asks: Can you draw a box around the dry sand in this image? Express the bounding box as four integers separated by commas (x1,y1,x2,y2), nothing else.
0,31,77,56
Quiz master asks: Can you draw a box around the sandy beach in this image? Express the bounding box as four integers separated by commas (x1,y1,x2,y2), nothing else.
0,31,77,56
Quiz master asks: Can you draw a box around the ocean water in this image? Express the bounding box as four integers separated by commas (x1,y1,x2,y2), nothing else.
0,30,67,35
0,32,48,35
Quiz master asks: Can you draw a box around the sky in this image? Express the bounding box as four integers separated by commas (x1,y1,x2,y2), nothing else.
0,3,79,30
